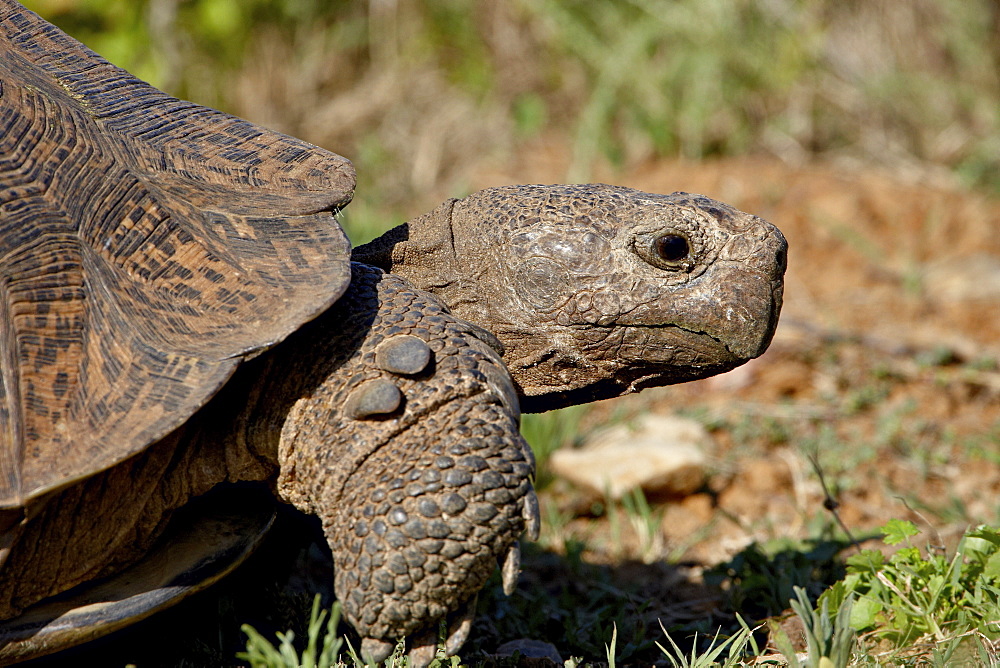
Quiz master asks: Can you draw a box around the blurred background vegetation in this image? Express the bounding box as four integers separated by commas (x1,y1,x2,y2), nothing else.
25,0,1000,242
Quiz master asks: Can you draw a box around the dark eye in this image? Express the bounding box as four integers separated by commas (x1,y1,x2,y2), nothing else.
653,234,689,262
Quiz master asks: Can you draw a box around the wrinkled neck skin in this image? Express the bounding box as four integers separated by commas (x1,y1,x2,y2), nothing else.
353,184,787,412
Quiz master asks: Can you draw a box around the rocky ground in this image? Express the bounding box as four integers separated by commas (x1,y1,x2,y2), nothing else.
23,155,1000,666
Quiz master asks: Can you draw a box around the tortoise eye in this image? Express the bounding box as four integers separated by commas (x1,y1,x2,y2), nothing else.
653,234,689,263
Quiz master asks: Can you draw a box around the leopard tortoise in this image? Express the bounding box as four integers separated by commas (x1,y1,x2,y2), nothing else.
0,1,786,664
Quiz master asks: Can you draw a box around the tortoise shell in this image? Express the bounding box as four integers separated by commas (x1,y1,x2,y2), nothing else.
0,0,356,518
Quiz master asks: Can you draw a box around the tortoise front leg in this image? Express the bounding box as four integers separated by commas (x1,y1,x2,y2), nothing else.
268,264,537,665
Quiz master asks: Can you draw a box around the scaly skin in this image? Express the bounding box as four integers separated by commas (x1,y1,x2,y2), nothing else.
264,264,536,658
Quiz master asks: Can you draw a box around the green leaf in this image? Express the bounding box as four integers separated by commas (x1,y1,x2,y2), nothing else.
881,519,919,545
985,550,1000,580
846,549,884,573
890,546,922,566
848,596,882,631
961,527,1000,567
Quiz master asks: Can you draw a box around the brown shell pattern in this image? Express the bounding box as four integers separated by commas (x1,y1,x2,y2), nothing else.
0,1,356,510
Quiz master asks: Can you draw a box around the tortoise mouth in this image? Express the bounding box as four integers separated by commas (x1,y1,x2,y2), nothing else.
516,354,742,413
505,321,753,413
602,323,745,367
608,283,783,362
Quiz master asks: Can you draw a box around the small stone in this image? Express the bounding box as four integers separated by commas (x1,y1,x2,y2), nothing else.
549,414,710,499
343,379,402,419
374,334,433,374
495,639,563,664
925,253,1000,302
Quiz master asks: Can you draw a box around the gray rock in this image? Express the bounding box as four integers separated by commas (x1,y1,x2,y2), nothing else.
549,414,710,499
925,253,1000,302
495,638,563,663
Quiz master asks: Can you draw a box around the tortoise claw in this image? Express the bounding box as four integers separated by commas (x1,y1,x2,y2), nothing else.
500,541,521,596
407,641,438,668
523,490,540,541
444,594,477,655
405,594,478,668
361,637,395,664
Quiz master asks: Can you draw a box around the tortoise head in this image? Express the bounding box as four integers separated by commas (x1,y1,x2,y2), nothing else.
354,184,787,412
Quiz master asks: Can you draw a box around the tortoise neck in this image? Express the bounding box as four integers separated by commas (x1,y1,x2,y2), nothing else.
182,358,282,485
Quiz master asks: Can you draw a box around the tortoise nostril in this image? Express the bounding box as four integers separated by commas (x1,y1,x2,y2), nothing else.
775,247,787,273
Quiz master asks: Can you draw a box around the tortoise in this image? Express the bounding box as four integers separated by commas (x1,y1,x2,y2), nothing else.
0,1,787,664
